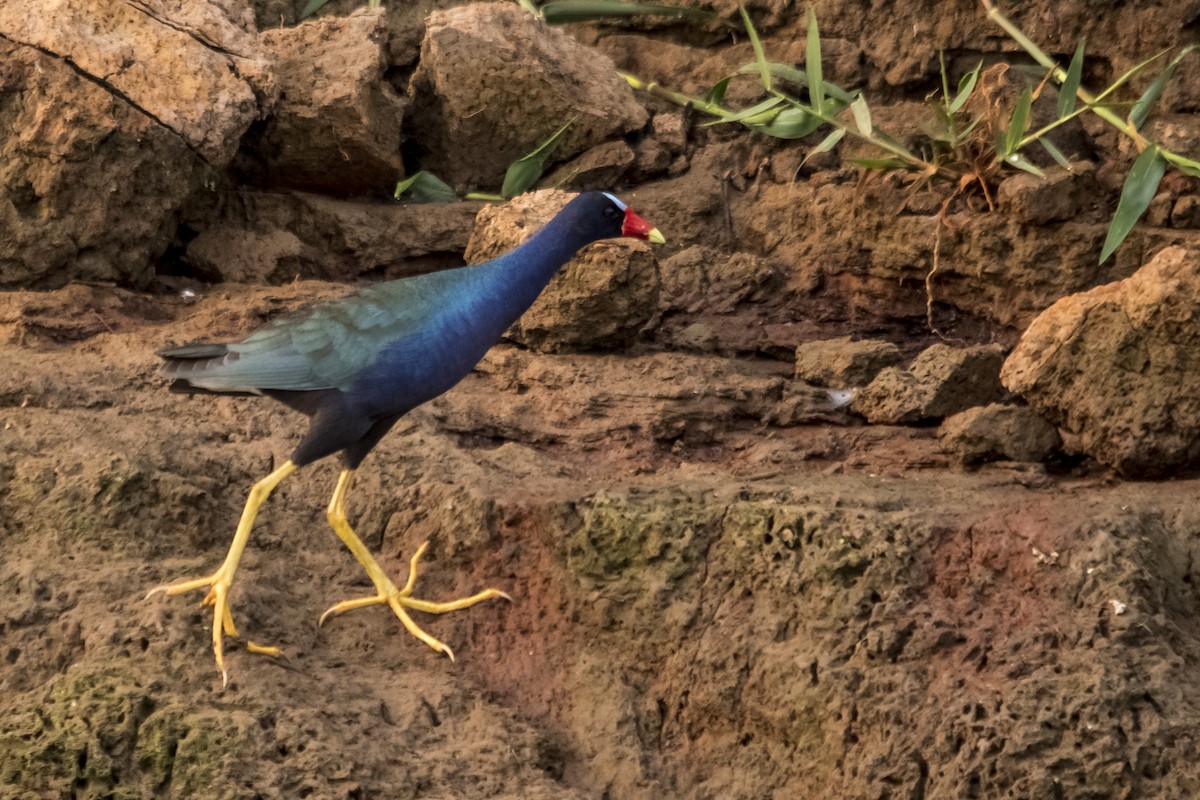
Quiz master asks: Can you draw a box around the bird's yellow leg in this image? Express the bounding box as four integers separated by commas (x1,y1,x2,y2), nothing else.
145,459,297,683
318,469,511,662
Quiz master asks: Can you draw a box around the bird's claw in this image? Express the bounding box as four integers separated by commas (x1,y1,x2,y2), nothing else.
146,568,279,683
318,540,511,661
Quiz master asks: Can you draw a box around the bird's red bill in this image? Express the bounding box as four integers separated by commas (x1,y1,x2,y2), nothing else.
622,207,664,242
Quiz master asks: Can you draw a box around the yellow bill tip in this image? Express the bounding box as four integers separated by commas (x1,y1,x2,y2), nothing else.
647,227,666,245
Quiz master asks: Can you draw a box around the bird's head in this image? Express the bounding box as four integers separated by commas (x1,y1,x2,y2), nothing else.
571,191,666,245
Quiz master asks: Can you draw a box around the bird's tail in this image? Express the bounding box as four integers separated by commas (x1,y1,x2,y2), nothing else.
158,343,229,360
159,342,258,396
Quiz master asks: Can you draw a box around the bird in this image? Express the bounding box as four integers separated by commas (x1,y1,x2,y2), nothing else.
146,191,664,683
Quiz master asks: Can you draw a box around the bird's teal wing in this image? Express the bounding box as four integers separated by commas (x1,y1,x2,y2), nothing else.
192,268,482,392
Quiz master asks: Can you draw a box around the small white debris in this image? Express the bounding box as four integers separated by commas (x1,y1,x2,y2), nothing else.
1110,599,1127,615
1031,546,1059,566
825,388,854,409
180,289,196,299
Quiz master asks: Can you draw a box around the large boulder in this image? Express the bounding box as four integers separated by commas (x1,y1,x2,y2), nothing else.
464,190,659,352
0,0,273,288
0,0,270,164
406,3,647,190
1001,246,1200,477
939,404,1062,465
853,344,1007,424
794,337,903,388
658,246,774,314
182,191,482,284
251,9,406,197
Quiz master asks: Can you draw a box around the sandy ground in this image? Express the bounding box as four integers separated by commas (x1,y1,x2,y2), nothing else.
3,282,1200,799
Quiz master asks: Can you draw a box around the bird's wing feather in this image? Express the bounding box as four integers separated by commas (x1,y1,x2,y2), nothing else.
183,268,480,393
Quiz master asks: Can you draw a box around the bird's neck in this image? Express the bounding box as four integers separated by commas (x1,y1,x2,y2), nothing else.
482,210,596,316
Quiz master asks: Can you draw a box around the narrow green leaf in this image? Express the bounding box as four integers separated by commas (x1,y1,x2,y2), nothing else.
851,156,916,170
1100,145,1166,264
1057,40,1085,119
1003,86,1033,156
994,129,1008,160
745,61,806,85
957,115,984,139
734,63,856,103
1005,153,1046,178
1093,47,1171,105
939,52,952,109
501,120,573,198
1038,137,1072,169
739,4,771,91
539,0,717,23
1130,44,1199,130
1162,149,1200,177
747,107,824,139
925,105,955,143
517,0,541,14
800,128,845,165
871,127,908,150
850,96,872,135
805,7,824,113
701,96,784,125
705,76,732,106
299,0,331,18
949,62,982,114
394,171,457,203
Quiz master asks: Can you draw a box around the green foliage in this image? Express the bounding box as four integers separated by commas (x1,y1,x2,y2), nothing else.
300,0,380,20
849,96,872,135
805,8,824,114
393,171,456,203
1100,145,1166,264
1057,40,1085,119
299,0,330,18
501,120,573,198
395,123,574,203
620,1,1199,265
1130,45,1199,130
948,62,982,115
981,0,1198,262
740,4,771,91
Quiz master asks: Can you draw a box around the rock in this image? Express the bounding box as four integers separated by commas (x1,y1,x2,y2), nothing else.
659,246,774,314
630,138,673,181
251,9,406,197
182,191,482,284
543,141,636,191
996,163,1099,225
1172,195,1200,229
0,43,197,289
652,112,688,154
0,0,270,164
0,1,272,288
853,344,1007,424
794,337,903,388
464,190,659,352
671,322,720,353
939,404,1062,465
1001,246,1200,477
406,3,647,189
1145,192,1174,228
1145,115,1200,160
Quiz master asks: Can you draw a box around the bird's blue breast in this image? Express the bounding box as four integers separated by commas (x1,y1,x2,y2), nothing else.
346,259,537,418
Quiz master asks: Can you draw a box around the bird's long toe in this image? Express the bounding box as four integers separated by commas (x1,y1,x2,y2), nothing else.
317,541,510,661
146,567,282,684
